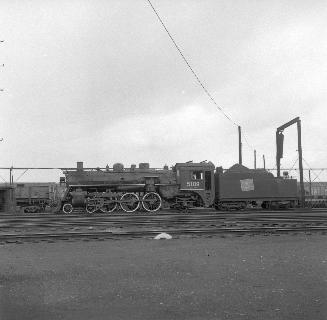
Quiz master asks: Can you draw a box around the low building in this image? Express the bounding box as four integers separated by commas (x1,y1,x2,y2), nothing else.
0,182,65,213
0,185,16,212
303,182,327,198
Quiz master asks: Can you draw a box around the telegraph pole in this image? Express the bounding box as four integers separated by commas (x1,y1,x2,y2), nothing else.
308,170,312,198
0,40,3,92
238,126,242,165
0,41,4,141
297,119,305,206
9,167,13,185
254,149,257,169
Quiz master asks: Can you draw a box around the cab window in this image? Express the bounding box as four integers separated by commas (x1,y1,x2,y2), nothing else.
192,171,203,180
205,171,211,190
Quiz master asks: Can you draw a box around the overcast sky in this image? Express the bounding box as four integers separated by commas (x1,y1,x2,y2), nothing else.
0,0,327,182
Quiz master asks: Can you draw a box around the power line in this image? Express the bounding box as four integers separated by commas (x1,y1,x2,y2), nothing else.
242,131,255,151
146,1,259,154
302,157,312,169
290,157,299,170
302,157,326,184
146,0,239,127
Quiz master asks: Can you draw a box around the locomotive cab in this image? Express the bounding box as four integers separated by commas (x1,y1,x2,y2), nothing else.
175,162,215,207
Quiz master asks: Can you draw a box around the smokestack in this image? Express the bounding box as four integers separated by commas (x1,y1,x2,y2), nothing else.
77,161,83,171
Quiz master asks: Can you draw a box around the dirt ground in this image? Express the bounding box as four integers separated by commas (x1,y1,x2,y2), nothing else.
0,233,326,320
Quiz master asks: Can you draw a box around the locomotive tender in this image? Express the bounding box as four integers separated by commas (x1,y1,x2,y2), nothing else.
60,161,297,213
215,164,298,210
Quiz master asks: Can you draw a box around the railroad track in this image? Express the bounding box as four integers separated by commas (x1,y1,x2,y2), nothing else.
2,212,327,228
1,207,327,218
1,215,327,229
2,208,327,220
1,212,327,243
1,225,327,243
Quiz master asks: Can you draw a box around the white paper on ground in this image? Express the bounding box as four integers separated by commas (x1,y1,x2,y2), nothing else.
154,233,172,240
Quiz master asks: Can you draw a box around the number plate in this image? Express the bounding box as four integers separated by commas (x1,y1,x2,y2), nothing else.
186,181,200,187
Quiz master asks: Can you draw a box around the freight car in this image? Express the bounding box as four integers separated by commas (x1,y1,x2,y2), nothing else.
15,183,61,213
59,161,297,214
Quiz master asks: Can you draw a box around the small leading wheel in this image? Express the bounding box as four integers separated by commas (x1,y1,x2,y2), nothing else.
62,203,73,214
100,198,117,213
120,193,140,213
142,192,162,212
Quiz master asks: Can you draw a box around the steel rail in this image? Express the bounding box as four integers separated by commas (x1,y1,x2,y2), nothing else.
1,218,327,229
1,225,327,243
2,212,327,245
2,211,327,220
1,208,327,219
1,207,327,217
2,215,327,227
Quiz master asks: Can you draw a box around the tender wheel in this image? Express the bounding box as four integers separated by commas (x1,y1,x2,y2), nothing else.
120,193,140,213
142,192,162,212
62,203,73,214
100,198,117,213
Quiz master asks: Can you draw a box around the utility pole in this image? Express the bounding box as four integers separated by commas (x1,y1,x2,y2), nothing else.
254,150,257,169
309,169,312,198
238,126,242,165
0,40,3,93
297,119,305,206
1,41,5,143
9,167,13,185
263,155,266,169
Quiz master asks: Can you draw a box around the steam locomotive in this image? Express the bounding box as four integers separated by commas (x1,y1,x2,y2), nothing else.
59,161,298,214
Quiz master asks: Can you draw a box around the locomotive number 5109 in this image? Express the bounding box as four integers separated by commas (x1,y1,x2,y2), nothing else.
186,181,200,187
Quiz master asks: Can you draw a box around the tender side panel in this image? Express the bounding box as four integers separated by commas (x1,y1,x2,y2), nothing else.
216,171,297,201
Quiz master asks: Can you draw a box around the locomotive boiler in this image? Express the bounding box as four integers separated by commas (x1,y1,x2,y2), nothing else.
60,161,215,214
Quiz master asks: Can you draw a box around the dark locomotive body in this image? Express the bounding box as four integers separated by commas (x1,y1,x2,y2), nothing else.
61,161,215,213
60,161,298,213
